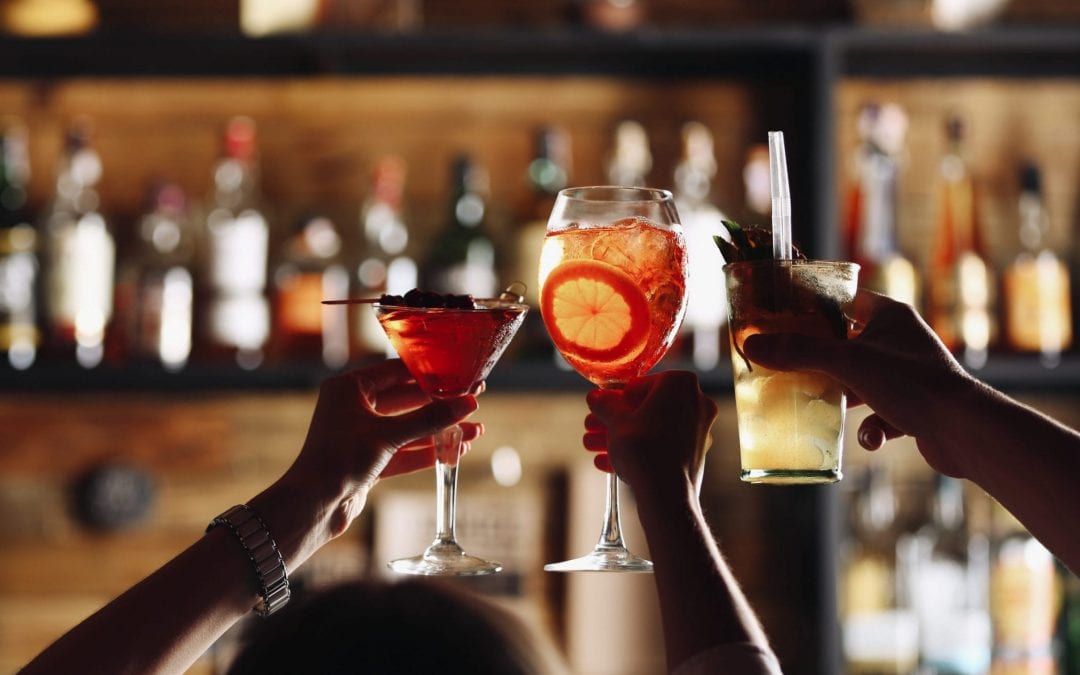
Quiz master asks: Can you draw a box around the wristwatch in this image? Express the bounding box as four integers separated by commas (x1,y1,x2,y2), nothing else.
207,504,291,617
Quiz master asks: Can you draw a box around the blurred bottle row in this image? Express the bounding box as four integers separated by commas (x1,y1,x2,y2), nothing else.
845,103,1075,370
841,464,1080,674
0,107,1076,373
0,112,730,372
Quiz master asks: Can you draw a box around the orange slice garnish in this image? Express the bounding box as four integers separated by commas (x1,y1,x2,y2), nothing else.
541,259,650,363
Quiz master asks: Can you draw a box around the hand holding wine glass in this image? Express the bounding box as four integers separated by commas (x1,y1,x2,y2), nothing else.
538,186,688,572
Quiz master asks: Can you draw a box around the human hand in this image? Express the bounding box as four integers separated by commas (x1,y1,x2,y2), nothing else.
584,371,718,503
284,360,479,529
742,289,980,478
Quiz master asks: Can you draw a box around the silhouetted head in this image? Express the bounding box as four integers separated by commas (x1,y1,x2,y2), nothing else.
226,577,567,674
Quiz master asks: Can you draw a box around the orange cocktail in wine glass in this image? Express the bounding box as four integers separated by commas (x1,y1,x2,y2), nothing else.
374,289,527,575
538,186,688,572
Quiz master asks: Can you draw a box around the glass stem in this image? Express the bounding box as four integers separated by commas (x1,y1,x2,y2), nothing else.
596,471,626,552
432,424,463,547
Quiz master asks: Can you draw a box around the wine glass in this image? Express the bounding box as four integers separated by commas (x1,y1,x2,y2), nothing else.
538,186,688,572
374,290,528,575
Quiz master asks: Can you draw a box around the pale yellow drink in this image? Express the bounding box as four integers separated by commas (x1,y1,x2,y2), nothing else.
724,259,859,484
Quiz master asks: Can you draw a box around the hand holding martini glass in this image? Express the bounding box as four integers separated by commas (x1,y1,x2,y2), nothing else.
368,286,527,575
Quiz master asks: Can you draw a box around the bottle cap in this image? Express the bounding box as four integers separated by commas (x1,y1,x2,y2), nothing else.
225,116,257,161
1019,162,1041,193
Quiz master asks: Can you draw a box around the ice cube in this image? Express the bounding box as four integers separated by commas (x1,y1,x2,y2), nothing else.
802,397,843,435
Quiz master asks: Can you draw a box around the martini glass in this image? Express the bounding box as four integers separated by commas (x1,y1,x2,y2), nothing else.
538,186,688,572
374,293,527,575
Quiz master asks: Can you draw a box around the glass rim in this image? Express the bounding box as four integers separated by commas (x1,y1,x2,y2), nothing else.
558,185,674,203
722,259,860,271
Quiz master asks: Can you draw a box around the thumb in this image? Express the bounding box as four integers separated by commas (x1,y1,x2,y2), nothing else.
381,396,478,448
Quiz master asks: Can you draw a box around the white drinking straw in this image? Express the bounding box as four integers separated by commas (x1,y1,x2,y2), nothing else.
769,131,793,261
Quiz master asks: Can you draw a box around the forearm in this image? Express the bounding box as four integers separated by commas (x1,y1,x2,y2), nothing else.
952,382,1080,573
20,478,346,675
635,481,774,670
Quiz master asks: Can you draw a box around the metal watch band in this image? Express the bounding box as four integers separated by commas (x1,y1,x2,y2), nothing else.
206,504,291,617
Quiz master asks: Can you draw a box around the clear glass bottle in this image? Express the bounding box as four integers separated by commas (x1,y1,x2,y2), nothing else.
673,120,727,371
606,119,651,187
42,119,115,369
844,102,919,309
201,116,271,370
927,114,995,369
512,125,571,361
272,214,349,368
841,463,919,675
989,502,1059,675
354,154,416,358
908,475,992,674
423,153,497,298
1002,162,1072,367
122,180,195,371
0,117,37,370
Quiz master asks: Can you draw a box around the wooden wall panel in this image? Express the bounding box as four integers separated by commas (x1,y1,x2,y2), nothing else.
0,389,822,673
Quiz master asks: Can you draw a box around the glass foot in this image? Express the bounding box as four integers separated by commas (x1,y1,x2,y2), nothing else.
740,468,841,484
544,546,653,573
388,541,501,576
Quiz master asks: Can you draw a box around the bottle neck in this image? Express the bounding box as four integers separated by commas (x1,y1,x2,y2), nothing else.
1018,189,1048,252
855,148,900,262
214,156,260,211
450,188,485,230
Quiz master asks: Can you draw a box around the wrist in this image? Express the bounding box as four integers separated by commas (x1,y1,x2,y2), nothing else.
633,474,700,531
245,475,349,573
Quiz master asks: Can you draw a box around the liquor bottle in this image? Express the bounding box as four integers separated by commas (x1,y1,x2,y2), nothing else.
272,214,349,368
844,102,919,309
512,126,571,361
840,463,919,674
927,114,995,369
121,181,195,371
908,474,992,674
354,154,417,358
606,119,651,187
989,502,1059,675
423,154,497,298
673,121,727,371
201,116,271,370
42,120,116,369
1002,162,1072,367
0,117,37,370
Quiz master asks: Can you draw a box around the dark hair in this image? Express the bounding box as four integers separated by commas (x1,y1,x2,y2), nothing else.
226,578,567,674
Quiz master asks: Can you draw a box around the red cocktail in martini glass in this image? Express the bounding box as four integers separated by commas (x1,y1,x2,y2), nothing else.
374,291,527,575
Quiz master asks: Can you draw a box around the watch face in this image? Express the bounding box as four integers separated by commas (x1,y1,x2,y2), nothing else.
72,462,154,531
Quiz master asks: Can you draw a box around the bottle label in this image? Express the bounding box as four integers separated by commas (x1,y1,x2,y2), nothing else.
0,248,37,343
1004,253,1072,354
208,293,269,350
278,271,326,336
48,213,115,339
137,266,193,370
207,210,268,294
